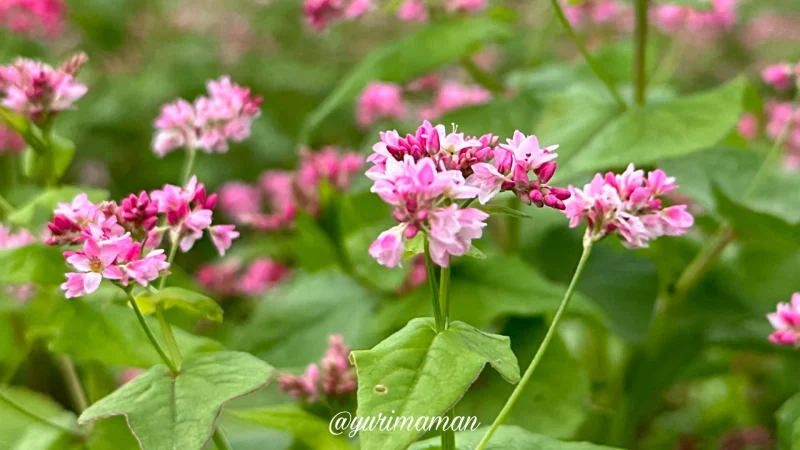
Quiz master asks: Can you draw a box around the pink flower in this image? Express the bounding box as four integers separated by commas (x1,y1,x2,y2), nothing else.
654,0,737,36
0,56,87,120
444,0,486,13
209,225,239,256
61,236,127,298
218,182,262,219
125,249,169,286
303,0,372,31
356,82,406,128
278,364,321,403
768,293,800,347
238,258,290,295
152,99,196,157
737,113,758,141
397,0,428,22
0,0,65,38
0,224,35,249
321,335,357,396
427,205,488,267
196,260,243,296
422,82,491,120
0,125,24,153
369,226,405,268
762,64,795,91
563,164,694,248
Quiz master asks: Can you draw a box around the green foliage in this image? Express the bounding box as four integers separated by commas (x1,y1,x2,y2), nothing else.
79,351,275,450
409,425,624,449
777,393,800,450
135,287,223,322
0,245,66,285
351,318,519,450
228,406,353,450
8,187,108,229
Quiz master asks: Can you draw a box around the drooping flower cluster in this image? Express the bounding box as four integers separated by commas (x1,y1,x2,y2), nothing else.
761,62,799,92
563,0,623,28
0,125,24,153
152,76,262,157
0,54,87,122
303,0,372,31
48,177,239,298
196,257,290,297
652,0,737,36
767,293,800,347
0,224,36,302
563,164,694,248
0,0,65,38
356,82,406,128
278,335,357,403
219,147,363,231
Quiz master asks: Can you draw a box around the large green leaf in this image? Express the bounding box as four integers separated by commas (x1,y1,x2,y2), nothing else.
409,425,623,449
22,132,76,185
228,406,353,450
79,351,275,450
8,187,108,229
374,255,601,333
0,245,66,285
438,93,541,139
777,393,800,450
351,318,520,450
135,287,223,323
233,271,375,367
539,78,746,178
46,299,221,368
0,388,77,450
299,17,511,141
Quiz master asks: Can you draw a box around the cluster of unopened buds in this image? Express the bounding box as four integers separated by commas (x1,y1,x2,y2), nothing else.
563,164,694,248
0,224,36,302
0,53,88,122
366,121,570,268
768,293,800,347
303,0,486,30
196,258,291,297
152,76,262,156
278,335,357,403
0,0,65,39
356,79,491,129
47,176,239,298
761,61,800,92
219,146,363,231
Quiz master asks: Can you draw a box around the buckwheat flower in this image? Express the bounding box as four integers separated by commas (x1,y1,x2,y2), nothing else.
321,335,357,396
654,0,737,36
238,258,290,295
427,205,488,267
762,64,795,91
47,193,121,245
737,113,758,141
444,0,486,13
421,82,491,120
369,226,405,268
278,364,321,403
196,260,243,296
125,249,170,286
218,182,262,219
62,236,127,298
563,164,694,248
0,0,65,38
563,0,621,27
397,0,428,22
768,293,800,347
0,125,24,153
152,99,196,157
209,225,239,256
356,82,406,128
303,0,372,31
0,56,87,120
119,191,159,234
194,76,262,153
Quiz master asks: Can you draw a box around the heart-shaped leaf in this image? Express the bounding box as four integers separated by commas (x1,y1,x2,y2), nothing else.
135,287,223,322
350,318,520,450
409,425,624,449
79,351,275,450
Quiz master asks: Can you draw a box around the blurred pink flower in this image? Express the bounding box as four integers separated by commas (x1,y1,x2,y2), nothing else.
238,258,290,295
278,363,321,403
356,82,406,128
653,0,737,36
762,64,795,91
564,0,622,28
397,0,428,22
737,113,758,141
444,0,486,13
0,125,24,153
768,293,800,347
0,56,87,121
321,335,357,396
0,224,36,302
0,0,65,38
303,0,372,31
421,82,491,120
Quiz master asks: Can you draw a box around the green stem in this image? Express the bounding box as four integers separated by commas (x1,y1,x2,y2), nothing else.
212,427,232,450
442,407,456,450
550,0,627,110
126,289,178,374
475,237,594,450
424,239,445,333
439,266,451,330
0,389,85,437
0,193,14,216
634,0,649,105
56,355,89,413
460,59,505,95
155,238,184,368
180,146,197,186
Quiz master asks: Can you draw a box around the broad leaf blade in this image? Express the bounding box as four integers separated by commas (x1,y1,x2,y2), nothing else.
0,245,66,285
228,406,353,450
135,287,223,322
409,425,624,449
79,351,275,450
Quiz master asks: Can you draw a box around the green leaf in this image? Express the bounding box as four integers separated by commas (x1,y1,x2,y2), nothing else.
777,393,800,450
345,223,410,292
541,78,746,178
135,287,223,322
653,0,713,11
46,300,222,367
713,185,800,250
438,93,541,139
79,351,275,450
22,132,76,185
409,425,624,449
0,387,76,450
9,186,108,228
476,204,532,219
350,318,519,450
0,245,66,285
293,214,340,272
228,406,353,450
299,17,511,142
86,417,140,450
233,271,375,367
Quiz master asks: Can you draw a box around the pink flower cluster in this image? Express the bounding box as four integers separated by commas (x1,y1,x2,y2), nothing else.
48,178,239,298
765,101,800,170
196,258,290,297
356,82,406,128
653,0,737,35
761,62,799,92
563,164,694,248
278,335,357,403
152,76,262,157
0,224,36,302
0,55,87,121
219,147,363,231
0,0,64,38
0,125,24,153
303,0,371,31
563,0,622,28
420,81,492,120
768,293,800,347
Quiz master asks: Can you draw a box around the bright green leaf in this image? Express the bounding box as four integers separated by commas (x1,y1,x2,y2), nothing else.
476,204,532,219
351,318,519,450
293,214,340,272
9,187,108,228
409,425,624,449
135,287,223,322
228,406,353,450
653,0,713,11
777,393,800,450
0,245,65,285
79,351,275,450
0,387,76,450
